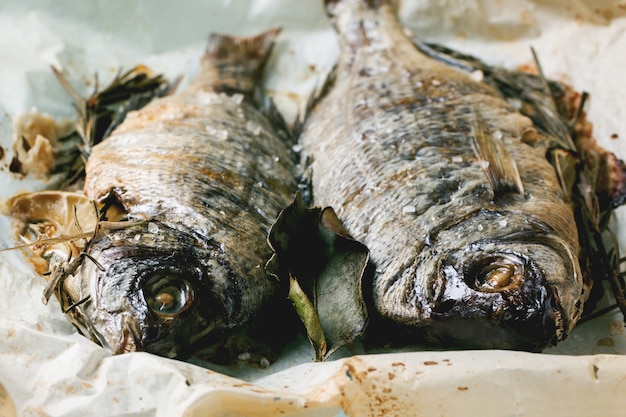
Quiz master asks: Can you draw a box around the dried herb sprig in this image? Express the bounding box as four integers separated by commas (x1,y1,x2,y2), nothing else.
52,65,180,184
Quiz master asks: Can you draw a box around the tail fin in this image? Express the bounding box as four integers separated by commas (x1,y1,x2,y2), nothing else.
325,0,388,17
324,0,402,50
189,28,281,96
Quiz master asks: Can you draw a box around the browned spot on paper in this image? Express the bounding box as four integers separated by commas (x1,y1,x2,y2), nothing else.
595,8,614,20
388,373,396,380
285,91,300,101
7,329,15,338
458,386,469,391
520,9,535,25
345,362,367,383
611,133,619,139
367,367,377,372
423,361,438,366
391,362,405,367
597,337,615,347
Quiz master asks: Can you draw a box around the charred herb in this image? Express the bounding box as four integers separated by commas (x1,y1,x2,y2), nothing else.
52,65,179,184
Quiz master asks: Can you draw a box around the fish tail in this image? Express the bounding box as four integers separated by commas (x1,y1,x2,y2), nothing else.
325,0,389,14
324,0,403,50
190,28,281,96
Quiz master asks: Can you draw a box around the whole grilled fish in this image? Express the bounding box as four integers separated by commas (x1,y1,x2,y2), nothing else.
28,29,298,359
298,0,590,350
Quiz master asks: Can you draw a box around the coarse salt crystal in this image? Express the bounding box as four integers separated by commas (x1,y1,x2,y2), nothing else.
147,222,159,234
246,120,262,135
470,70,484,82
231,93,244,104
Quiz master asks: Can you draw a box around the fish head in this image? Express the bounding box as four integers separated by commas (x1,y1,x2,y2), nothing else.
416,210,584,350
63,222,233,358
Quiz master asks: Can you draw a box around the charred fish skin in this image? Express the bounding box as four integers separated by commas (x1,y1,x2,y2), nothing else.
63,29,298,358
299,0,585,350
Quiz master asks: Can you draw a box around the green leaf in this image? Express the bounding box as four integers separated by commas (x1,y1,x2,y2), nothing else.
287,275,327,361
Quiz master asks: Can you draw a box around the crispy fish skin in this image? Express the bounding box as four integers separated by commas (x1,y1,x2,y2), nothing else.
299,0,586,349
62,29,298,358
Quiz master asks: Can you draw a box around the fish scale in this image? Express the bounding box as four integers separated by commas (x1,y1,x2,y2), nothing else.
299,0,585,349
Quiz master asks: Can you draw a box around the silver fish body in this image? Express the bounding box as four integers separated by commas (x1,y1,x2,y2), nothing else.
61,29,298,358
299,0,586,349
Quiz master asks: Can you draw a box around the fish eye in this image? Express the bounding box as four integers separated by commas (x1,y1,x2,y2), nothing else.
143,274,193,317
466,256,524,293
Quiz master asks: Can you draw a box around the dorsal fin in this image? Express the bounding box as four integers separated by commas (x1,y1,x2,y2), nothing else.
472,109,525,198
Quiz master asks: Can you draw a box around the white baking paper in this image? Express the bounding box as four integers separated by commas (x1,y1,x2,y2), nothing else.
1,1,626,416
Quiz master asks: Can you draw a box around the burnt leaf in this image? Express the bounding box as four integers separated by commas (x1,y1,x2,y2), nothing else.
267,193,369,361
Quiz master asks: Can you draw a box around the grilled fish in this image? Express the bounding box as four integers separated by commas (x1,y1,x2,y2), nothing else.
297,0,596,350
11,28,298,359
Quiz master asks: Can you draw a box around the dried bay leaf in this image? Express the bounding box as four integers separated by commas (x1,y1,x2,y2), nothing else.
267,193,369,361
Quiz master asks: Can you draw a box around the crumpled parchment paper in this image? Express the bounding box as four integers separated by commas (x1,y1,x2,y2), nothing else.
2,1,626,416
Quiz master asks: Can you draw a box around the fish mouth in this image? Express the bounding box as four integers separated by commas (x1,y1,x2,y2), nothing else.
114,315,144,354
107,313,182,358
